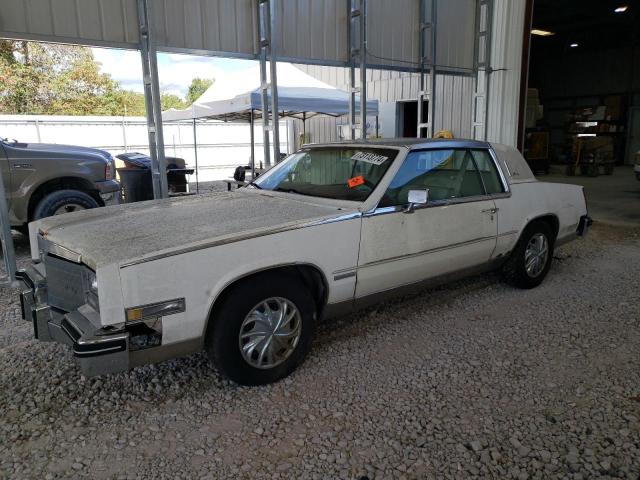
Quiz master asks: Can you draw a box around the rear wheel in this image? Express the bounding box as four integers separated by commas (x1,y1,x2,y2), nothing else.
206,273,316,385
33,189,99,220
503,221,554,289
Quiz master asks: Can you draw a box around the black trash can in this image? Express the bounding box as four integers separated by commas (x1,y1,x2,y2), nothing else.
117,167,153,203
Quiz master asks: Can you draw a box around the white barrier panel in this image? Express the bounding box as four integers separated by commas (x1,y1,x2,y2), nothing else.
0,115,290,182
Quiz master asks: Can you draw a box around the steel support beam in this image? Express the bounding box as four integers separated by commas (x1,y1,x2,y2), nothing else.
417,0,437,138
0,166,16,284
249,109,256,179
268,0,280,162
472,0,493,140
359,0,367,140
257,0,281,167
348,0,367,139
192,119,199,194
137,0,168,199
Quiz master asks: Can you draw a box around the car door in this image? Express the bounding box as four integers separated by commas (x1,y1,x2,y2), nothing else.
356,148,500,299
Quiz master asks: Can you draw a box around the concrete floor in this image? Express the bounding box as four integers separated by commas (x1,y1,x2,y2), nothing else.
540,165,640,228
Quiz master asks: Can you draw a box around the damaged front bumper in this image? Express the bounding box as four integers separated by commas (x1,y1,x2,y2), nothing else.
17,265,129,376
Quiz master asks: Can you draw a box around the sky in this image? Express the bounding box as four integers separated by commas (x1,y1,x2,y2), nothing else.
91,47,256,98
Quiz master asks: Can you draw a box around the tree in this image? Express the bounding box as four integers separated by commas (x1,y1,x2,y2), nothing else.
185,77,213,105
1,40,152,116
160,92,186,111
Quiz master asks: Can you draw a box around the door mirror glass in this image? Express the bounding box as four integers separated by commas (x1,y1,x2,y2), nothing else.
407,189,428,205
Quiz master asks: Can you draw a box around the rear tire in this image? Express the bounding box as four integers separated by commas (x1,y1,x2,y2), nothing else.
502,221,554,289
33,189,99,220
205,273,316,385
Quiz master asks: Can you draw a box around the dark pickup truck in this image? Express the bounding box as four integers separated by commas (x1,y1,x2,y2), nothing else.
1,137,120,230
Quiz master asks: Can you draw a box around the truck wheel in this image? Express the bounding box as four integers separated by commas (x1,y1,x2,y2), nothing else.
502,221,554,289
33,190,99,220
206,273,316,385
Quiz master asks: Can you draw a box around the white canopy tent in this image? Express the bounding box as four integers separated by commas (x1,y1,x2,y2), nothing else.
162,63,378,184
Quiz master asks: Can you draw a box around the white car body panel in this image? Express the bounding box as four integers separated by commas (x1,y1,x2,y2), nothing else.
118,218,362,344
356,199,498,298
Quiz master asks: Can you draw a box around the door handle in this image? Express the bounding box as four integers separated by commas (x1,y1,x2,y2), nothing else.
481,207,499,214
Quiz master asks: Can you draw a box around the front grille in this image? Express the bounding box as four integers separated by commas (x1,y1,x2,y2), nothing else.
44,255,87,312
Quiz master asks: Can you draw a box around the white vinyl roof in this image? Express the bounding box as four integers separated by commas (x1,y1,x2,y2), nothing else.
162,63,378,122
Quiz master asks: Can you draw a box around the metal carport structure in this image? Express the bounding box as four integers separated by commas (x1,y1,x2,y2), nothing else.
0,0,497,284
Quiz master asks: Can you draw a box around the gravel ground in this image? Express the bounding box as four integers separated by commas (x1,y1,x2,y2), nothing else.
1,223,639,479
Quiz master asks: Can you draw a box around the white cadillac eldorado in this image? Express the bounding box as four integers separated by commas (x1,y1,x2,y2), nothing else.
18,139,591,385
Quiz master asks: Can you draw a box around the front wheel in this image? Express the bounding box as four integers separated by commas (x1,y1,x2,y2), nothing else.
33,189,99,220
502,221,554,289
205,273,316,385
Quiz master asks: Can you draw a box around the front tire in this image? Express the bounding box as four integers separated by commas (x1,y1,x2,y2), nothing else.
503,221,554,289
206,273,316,385
33,189,99,220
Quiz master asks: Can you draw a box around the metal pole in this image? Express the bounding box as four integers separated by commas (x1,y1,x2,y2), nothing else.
192,119,199,194
268,0,280,162
348,0,357,140
359,0,367,140
428,0,437,138
302,112,306,145
483,0,493,141
258,0,271,167
250,109,255,179
137,0,168,199
0,165,16,284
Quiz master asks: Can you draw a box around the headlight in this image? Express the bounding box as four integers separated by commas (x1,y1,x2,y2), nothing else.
105,156,115,180
84,270,99,311
88,271,98,294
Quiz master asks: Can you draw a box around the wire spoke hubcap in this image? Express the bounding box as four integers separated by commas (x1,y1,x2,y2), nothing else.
524,233,549,278
239,297,302,369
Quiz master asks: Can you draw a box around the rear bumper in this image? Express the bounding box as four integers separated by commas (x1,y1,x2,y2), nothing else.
17,266,129,376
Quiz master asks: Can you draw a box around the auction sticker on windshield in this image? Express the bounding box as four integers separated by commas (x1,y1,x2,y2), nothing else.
347,175,365,188
351,151,388,165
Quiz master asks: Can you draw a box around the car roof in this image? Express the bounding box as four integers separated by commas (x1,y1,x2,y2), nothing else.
304,137,492,150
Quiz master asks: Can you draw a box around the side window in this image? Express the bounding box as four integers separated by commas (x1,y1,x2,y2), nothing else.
379,149,485,207
471,150,505,194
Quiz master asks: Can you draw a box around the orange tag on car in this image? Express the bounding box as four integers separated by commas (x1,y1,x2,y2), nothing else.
347,175,365,188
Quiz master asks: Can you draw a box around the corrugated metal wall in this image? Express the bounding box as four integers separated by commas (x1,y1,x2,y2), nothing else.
485,0,526,146
0,0,478,71
295,0,526,147
150,0,257,56
0,0,525,146
0,0,140,48
294,65,476,142
274,0,348,64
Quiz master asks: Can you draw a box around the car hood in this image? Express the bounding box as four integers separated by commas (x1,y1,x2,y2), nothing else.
33,190,356,269
14,142,111,160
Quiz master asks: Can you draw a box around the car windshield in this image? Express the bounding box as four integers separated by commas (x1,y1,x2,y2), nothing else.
252,147,398,201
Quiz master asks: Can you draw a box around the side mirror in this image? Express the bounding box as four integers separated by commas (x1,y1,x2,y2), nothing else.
404,189,429,213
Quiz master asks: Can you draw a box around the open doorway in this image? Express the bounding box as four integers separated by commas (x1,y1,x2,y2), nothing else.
397,100,428,138
523,0,640,172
